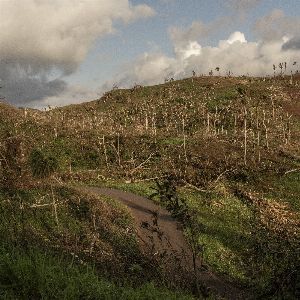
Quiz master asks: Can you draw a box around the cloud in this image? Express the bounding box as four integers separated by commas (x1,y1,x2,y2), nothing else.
227,31,247,44
0,64,67,106
105,52,177,88
0,0,155,105
29,84,103,109
169,18,230,48
108,25,300,89
228,0,263,11
282,37,300,51
254,9,300,41
169,21,213,45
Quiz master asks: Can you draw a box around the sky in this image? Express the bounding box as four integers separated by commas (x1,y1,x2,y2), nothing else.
0,0,300,108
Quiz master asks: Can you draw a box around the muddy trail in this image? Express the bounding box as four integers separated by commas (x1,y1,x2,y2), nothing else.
84,187,248,299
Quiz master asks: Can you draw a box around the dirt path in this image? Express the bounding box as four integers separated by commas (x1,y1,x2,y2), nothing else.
85,187,247,299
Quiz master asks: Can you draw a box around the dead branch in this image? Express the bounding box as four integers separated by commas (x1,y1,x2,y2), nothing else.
130,153,154,174
284,168,300,175
183,181,213,193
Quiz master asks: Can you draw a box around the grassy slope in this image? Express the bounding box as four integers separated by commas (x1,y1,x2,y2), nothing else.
17,76,299,177
97,177,299,296
0,186,195,299
93,181,252,281
0,246,194,300
0,75,299,298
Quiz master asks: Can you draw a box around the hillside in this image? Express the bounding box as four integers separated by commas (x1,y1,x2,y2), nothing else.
20,75,300,184
0,75,299,299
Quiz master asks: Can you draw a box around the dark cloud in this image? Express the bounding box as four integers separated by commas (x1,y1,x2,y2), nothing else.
282,37,300,50
0,0,155,107
0,63,67,106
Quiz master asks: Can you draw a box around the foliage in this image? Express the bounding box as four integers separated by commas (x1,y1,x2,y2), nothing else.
0,74,300,298
0,245,194,300
235,189,300,298
150,176,190,223
0,186,198,299
0,130,23,190
150,176,207,297
29,149,58,179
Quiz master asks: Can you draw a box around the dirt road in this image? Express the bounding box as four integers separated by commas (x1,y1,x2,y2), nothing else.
85,186,246,299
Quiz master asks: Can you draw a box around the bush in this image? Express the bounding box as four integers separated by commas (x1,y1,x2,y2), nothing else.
29,149,58,179
0,131,23,189
236,189,300,298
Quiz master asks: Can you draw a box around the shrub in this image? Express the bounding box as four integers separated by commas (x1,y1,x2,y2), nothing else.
29,149,58,179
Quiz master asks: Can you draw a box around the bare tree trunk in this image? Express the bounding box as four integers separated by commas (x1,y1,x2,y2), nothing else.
145,112,149,131
152,112,157,143
244,107,247,166
102,136,109,168
263,110,269,149
234,114,237,135
214,107,218,135
206,112,210,133
286,114,292,144
182,117,188,163
257,130,261,163
271,97,275,118
117,132,121,167
51,183,59,226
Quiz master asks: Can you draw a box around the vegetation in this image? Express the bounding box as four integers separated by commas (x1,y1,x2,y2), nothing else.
0,73,299,299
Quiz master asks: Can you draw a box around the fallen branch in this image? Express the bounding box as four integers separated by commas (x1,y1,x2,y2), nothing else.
284,168,300,175
183,181,213,193
29,203,52,208
130,153,154,174
214,169,236,183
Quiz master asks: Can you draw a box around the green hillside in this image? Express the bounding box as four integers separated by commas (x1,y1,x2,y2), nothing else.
0,75,299,299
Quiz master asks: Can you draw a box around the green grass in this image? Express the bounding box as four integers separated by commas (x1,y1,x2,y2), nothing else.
1,75,300,298
0,245,195,300
0,186,140,279
179,188,252,282
0,186,197,299
80,178,300,297
91,180,155,199
92,181,253,282
264,172,300,212
160,137,184,146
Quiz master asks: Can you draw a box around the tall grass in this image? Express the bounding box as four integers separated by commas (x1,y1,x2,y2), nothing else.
0,245,194,300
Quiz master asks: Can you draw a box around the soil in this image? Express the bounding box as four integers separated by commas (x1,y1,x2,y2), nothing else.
85,186,248,300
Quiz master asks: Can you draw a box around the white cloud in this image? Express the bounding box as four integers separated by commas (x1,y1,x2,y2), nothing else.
0,0,155,105
175,41,202,60
30,84,102,109
110,53,177,87
227,31,247,44
109,28,300,89
0,0,155,74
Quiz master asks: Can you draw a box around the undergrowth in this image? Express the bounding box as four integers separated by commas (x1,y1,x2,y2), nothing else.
0,245,194,300
0,186,196,299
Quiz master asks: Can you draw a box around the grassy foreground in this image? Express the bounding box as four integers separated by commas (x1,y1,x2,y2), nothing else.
0,246,194,300
0,186,195,299
97,177,299,298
